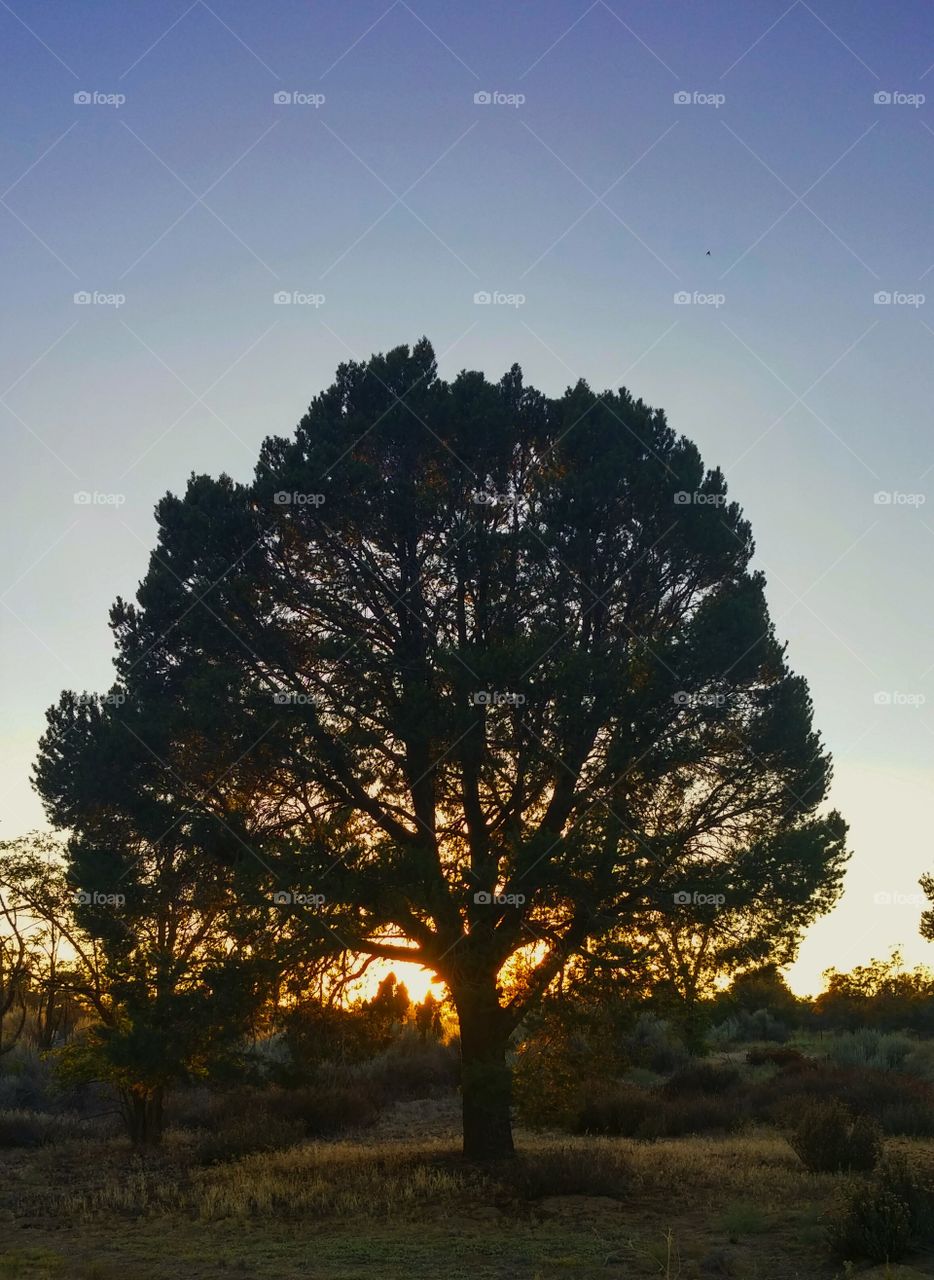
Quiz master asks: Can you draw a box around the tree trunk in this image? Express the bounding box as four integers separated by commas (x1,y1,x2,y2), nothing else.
453,981,515,1161
122,1085,164,1146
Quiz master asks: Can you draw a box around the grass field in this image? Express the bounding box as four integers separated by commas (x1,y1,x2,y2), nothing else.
2,1098,933,1280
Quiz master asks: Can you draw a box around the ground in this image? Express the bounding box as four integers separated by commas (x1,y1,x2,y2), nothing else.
2,1098,933,1280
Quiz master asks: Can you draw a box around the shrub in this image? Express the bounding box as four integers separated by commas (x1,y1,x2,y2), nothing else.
745,1046,807,1069
828,1181,912,1263
661,1063,740,1097
636,1094,740,1139
623,1013,688,1074
826,1029,915,1073
573,1084,742,1139
574,1084,652,1136
753,1062,934,1135
0,1108,86,1147
789,1099,881,1173
193,1113,303,1165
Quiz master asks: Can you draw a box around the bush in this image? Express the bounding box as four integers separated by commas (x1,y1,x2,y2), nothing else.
828,1181,912,1263
826,1029,915,1073
745,1046,807,1069
789,1099,881,1173
623,1013,688,1074
573,1083,741,1139
193,1113,303,1165
574,1085,652,1136
753,1062,934,1135
661,1063,740,1097
0,1108,86,1147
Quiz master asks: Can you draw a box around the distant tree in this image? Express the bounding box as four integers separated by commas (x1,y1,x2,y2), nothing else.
37,340,847,1158
814,950,934,1034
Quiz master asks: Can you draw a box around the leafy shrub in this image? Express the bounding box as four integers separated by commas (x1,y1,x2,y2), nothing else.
623,1013,688,1074
745,1046,807,1069
574,1084,652,1136
573,1084,741,1139
828,1181,912,1262
351,1032,459,1104
753,1063,934,1135
193,1113,303,1165
826,1029,915,1073
0,1108,86,1147
789,1099,881,1173
636,1094,740,1139
661,1063,740,1097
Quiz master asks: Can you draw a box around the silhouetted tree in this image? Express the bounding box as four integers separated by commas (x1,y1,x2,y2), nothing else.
37,340,846,1159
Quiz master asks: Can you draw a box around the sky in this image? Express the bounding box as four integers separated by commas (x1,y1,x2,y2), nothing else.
1,0,933,995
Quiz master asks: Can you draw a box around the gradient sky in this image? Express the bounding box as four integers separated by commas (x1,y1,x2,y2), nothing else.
2,0,933,993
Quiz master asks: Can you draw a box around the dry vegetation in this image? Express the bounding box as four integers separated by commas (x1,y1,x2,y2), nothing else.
2,1095,934,1280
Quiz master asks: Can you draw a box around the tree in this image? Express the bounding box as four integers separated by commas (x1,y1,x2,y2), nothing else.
38,340,847,1158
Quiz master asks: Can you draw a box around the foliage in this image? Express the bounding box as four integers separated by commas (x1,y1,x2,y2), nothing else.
788,1099,881,1173
32,339,848,1158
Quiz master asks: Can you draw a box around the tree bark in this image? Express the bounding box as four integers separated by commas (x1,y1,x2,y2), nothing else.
453,980,515,1161
122,1085,164,1146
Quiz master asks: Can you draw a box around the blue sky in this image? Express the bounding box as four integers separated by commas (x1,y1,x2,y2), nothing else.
2,0,933,990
